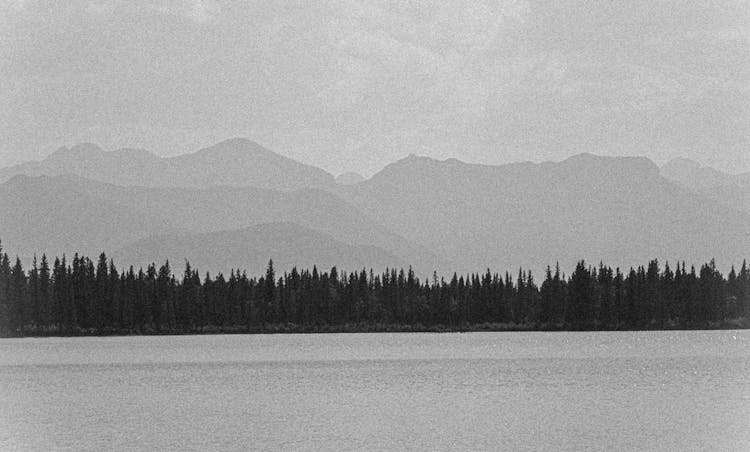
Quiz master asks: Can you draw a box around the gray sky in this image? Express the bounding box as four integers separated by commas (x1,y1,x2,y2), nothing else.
1,0,749,175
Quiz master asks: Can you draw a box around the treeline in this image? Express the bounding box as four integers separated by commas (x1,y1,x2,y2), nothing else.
0,242,748,336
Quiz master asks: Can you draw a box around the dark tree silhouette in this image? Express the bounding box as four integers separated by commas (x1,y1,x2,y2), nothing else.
0,240,747,336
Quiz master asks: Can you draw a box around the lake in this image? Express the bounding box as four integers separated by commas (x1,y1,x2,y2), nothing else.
1,331,749,451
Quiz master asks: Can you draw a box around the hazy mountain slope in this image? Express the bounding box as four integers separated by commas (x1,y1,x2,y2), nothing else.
113,223,405,276
661,158,750,189
661,158,750,215
691,184,750,216
4,150,748,275
0,138,335,191
31,175,444,274
0,174,443,274
340,153,750,273
0,175,183,260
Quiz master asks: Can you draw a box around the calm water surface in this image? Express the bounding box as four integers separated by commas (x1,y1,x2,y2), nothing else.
1,331,749,451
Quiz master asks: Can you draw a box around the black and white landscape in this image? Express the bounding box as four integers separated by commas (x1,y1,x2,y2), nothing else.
1,1,749,450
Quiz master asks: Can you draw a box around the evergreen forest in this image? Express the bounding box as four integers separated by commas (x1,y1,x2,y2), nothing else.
0,241,748,336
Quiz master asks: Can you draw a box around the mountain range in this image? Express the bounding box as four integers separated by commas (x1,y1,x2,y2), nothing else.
1,138,748,276
0,172,442,275
0,138,334,192
341,153,750,273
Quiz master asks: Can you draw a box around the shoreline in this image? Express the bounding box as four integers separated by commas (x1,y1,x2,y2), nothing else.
3,318,748,338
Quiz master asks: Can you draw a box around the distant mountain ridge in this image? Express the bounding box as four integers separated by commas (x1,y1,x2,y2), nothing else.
1,140,749,275
0,138,335,192
661,157,750,189
661,158,750,215
338,152,750,273
0,173,444,275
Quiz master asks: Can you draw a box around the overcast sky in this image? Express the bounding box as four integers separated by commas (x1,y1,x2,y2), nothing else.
1,0,749,175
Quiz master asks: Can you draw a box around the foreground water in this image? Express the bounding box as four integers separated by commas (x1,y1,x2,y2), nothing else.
1,332,749,451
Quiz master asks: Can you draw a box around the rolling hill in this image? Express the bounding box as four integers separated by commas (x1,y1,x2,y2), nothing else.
113,223,405,276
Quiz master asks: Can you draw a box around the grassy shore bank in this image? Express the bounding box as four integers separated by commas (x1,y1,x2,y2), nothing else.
2,317,748,338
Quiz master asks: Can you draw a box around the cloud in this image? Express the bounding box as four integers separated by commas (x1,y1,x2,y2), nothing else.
84,1,115,17
8,0,28,11
0,0,222,24
707,25,750,44
1,0,748,174
150,0,221,24
184,0,220,24
315,1,530,117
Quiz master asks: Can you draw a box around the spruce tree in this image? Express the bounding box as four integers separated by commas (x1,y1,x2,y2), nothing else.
94,253,109,330
108,260,120,329
39,255,51,329
740,260,749,317
10,257,27,333
568,261,595,328
0,244,9,333
264,260,276,325
29,255,40,330
155,261,172,331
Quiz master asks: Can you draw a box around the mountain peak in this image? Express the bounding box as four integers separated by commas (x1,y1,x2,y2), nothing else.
394,153,450,168
215,137,262,148
110,147,160,160
399,153,435,164
0,137,334,191
374,154,446,180
192,138,270,158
